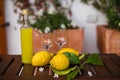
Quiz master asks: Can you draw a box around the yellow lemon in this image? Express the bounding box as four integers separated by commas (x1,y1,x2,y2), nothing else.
32,51,51,66
50,54,69,70
57,48,79,56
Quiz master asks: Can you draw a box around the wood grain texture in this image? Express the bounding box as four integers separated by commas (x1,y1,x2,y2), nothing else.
32,29,84,54
0,0,7,55
97,25,120,56
0,54,120,80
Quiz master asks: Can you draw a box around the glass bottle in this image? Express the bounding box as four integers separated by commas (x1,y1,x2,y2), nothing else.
20,10,33,64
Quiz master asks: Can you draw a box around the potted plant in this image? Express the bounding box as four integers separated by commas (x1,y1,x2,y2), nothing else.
81,0,120,56
12,0,84,54
31,11,84,54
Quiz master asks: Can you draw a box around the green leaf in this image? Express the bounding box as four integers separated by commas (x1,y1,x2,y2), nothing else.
79,53,86,60
63,52,80,64
84,54,103,66
51,66,77,75
67,69,79,80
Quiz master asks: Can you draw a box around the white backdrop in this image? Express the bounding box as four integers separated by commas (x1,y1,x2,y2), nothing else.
4,0,107,55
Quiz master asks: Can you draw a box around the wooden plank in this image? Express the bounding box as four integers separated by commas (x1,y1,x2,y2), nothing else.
21,75,57,80
35,67,67,80
0,0,7,55
84,65,95,76
37,67,49,76
92,55,111,77
4,56,22,76
101,55,120,77
0,55,2,59
34,67,56,80
110,54,120,60
0,55,120,80
92,65,111,77
20,64,34,76
76,76,120,80
75,65,95,79
0,56,13,75
20,65,45,80
110,55,120,67
0,76,20,80
0,56,2,63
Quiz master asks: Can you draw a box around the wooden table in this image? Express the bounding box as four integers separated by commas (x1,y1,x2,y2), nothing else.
0,54,120,80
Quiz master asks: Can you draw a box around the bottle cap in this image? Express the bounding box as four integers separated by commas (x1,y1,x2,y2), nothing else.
22,9,29,15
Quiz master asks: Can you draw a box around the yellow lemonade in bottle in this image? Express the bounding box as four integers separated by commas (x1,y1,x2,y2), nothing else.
20,9,33,64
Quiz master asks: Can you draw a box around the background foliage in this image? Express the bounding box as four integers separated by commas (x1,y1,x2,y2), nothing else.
12,0,77,33
81,0,120,30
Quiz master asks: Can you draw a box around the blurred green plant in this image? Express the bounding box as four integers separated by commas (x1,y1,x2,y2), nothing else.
30,12,74,33
81,0,120,30
12,0,77,33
